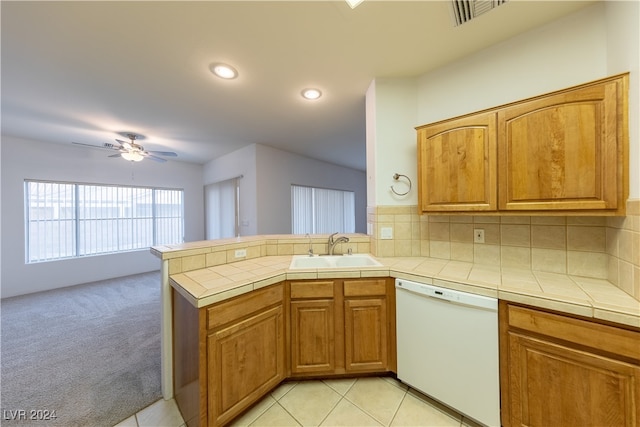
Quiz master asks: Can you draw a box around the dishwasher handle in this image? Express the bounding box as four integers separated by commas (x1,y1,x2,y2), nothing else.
395,279,497,311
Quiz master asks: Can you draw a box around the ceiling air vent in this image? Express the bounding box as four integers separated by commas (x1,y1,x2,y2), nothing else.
450,0,507,26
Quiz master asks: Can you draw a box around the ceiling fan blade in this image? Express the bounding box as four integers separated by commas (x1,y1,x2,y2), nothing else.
145,154,167,163
72,141,121,151
146,150,177,157
109,153,123,158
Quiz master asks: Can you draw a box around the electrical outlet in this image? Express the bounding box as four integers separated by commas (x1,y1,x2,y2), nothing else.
235,249,247,258
380,227,393,240
474,229,485,244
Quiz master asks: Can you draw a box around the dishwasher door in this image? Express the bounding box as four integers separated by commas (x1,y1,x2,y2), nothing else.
395,279,500,427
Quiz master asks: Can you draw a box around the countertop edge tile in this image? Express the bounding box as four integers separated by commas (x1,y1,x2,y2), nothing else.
167,254,639,328
197,284,254,308
390,271,434,285
433,278,498,299
498,290,593,318
253,274,287,290
593,308,640,328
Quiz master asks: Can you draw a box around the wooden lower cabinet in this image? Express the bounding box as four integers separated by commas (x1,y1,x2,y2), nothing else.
499,301,640,427
289,280,338,375
288,278,396,378
290,299,336,374
344,279,391,373
172,283,285,427
173,278,396,426
207,305,284,426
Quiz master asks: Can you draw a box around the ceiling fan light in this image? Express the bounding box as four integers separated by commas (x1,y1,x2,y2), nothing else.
210,63,238,79
345,0,364,9
121,151,144,162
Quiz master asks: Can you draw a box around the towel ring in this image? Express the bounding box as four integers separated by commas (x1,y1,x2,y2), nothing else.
390,173,411,196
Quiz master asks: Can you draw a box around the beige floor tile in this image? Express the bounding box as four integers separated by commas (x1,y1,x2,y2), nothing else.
381,376,409,392
136,398,184,427
113,414,138,427
249,403,300,426
320,399,382,427
271,381,298,400
322,378,357,395
230,395,277,427
344,377,406,426
278,380,342,426
391,393,461,427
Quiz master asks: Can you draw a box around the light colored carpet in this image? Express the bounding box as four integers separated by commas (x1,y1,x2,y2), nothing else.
1,271,162,426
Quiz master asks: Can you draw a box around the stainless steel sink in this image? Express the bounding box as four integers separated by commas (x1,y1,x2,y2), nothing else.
289,254,383,269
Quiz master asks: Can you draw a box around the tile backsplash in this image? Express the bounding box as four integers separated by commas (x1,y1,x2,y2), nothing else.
368,200,640,301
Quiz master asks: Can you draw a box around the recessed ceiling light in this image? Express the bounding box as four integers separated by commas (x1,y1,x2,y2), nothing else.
345,0,364,9
301,88,322,100
210,63,238,79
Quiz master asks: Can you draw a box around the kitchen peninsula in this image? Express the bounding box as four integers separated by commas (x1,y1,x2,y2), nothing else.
152,234,640,427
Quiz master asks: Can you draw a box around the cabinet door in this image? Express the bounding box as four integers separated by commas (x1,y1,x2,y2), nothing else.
290,300,335,374
417,112,497,212
498,77,626,212
506,331,640,427
344,298,387,372
207,305,284,426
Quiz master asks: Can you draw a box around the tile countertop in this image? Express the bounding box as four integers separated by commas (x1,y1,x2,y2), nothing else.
168,254,640,329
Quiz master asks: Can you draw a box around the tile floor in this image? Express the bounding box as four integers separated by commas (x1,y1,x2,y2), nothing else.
114,376,484,427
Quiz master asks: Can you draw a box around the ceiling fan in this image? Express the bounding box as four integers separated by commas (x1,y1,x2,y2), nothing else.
72,133,177,163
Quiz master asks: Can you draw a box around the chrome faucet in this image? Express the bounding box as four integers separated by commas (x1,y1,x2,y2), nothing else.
305,233,313,257
328,232,349,256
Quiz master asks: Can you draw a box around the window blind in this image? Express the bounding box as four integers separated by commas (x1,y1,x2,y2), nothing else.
291,185,355,234
25,181,184,263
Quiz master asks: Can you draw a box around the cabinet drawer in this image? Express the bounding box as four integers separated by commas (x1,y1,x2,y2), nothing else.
290,281,334,299
207,284,283,330
507,305,640,361
344,279,387,297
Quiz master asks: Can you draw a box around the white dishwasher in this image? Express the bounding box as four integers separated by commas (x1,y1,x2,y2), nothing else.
395,279,500,427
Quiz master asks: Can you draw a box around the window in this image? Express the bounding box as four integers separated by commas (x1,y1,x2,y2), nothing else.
291,185,355,234
25,180,184,263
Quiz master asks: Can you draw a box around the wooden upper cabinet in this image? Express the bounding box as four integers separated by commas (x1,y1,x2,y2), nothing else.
417,112,497,212
498,76,627,212
416,73,629,215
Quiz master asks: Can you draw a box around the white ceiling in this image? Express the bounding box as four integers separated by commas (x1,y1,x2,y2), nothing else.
1,0,594,171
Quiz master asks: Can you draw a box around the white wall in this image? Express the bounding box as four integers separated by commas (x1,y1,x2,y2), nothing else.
368,78,418,207
365,81,378,211
606,0,639,199
1,135,204,298
371,1,639,205
255,144,367,234
203,144,258,236
203,143,367,235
